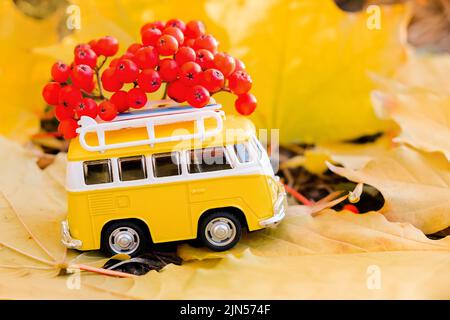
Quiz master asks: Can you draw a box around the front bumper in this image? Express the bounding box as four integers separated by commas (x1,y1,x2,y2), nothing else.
61,220,83,249
259,190,287,227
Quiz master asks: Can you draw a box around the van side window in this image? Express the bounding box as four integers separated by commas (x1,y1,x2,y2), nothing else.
118,156,147,181
83,160,112,185
233,143,251,163
188,147,232,173
152,152,181,178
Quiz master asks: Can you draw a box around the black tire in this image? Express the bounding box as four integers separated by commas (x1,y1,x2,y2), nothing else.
101,220,149,257
198,211,242,251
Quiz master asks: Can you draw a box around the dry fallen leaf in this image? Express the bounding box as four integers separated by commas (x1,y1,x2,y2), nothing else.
328,146,450,234
68,206,450,299
0,137,131,284
178,205,450,261
1,137,449,299
393,53,450,95
310,136,396,173
372,91,450,161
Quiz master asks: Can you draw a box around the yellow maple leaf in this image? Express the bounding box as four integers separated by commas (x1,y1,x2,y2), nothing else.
0,1,61,142
2,0,408,144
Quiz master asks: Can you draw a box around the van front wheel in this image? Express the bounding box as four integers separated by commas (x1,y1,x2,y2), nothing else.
101,221,148,257
199,212,242,251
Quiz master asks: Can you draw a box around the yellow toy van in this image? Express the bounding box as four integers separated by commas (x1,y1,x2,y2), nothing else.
61,104,286,256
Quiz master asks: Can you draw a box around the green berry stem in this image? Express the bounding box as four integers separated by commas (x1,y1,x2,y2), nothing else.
95,72,105,99
156,83,169,108
97,56,108,70
211,87,231,96
94,69,105,99
80,90,104,100
161,83,168,100
94,57,108,99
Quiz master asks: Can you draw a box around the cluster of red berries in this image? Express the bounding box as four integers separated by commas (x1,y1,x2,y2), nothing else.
42,19,257,140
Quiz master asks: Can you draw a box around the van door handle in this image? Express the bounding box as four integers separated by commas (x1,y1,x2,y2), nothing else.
191,188,206,194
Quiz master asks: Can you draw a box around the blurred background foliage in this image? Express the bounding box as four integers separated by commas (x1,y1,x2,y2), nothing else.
0,0,448,143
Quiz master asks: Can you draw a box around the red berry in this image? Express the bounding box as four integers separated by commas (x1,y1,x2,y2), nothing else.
141,28,162,47
58,118,79,139
51,61,70,83
115,59,139,83
343,204,360,214
140,21,164,34
109,58,120,68
158,58,179,82
88,40,101,55
127,43,143,54
194,34,218,53
213,52,236,77
187,85,210,108
97,36,119,57
42,82,61,105
137,69,161,93
228,70,252,94
101,68,123,92
55,104,75,121
71,64,94,90
163,27,184,46
202,68,224,93
126,87,148,109
175,46,196,66
134,46,159,70
100,68,123,92
196,49,214,70
98,100,118,121
74,48,97,69
184,38,196,48
185,20,205,39
167,80,189,103
235,93,257,115
179,61,202,86
121,52,136,64
74,43,90,54
165,19,186,32
83,80,96,93
156,35,179,56
234,58,246,72
58,85,82,108
75,98,98,119
110,90,129,113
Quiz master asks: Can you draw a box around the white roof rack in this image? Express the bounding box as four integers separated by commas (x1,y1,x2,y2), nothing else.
76,102,225,153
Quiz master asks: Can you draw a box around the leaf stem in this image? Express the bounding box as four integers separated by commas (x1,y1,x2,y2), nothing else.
70,264,136,278
283,184,313,206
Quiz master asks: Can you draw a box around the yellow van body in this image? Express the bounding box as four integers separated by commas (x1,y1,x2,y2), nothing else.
62,113,286,252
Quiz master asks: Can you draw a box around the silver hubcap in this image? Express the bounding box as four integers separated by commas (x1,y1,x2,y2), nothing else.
205,217,236,246
109,227,140,254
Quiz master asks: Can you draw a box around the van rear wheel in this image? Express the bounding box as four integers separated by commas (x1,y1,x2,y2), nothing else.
101,221,148,257
199,212,242,251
